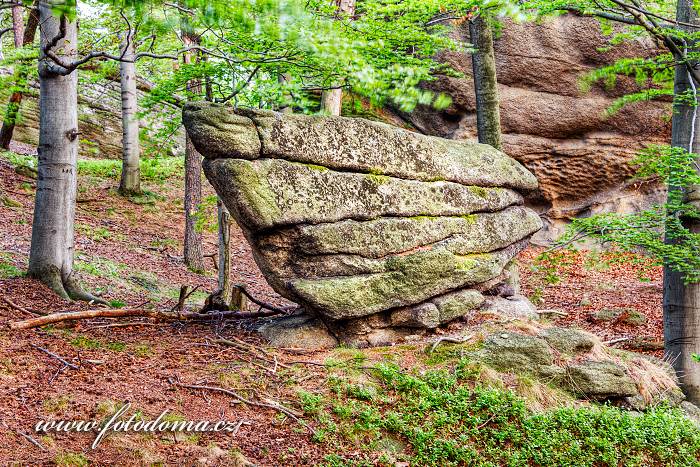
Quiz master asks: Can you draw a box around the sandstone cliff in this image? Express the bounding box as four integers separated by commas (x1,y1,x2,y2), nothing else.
0,71,183,159
397,15,671,242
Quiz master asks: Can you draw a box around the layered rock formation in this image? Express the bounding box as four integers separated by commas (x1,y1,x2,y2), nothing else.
0,70,184,159
184,102,543,346
395,15,671,242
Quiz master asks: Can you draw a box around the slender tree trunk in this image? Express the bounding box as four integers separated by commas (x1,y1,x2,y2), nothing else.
320,0,356,116
11,5,23,48
181,25,205,272
469,15,502,150
664,0,700,404
118,30,141,195
0,4,39,149
217,199,232,304
277,72,293,113
28,2,92,301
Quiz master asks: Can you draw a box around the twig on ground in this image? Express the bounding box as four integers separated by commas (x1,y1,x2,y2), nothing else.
17,430,45,450
475,414,496,430
0,421,45,451
1,297,47,316
232,284,291,315
87,322,158,330
213,337,292,369
429,334,475,353
603,337,631,346
536,309,568,317
31,344,79,370
168,377,315,435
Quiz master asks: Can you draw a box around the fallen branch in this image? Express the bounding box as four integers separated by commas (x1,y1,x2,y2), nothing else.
233,284,291,315
31,344,79,370
171,285,201,312
10,306,291,330
1,420,45,451
603,337,631,346
86,322,158,330
429,334,475,353
169,378,315,435
17,430,45,450
536,309,568,317
2,297,48,316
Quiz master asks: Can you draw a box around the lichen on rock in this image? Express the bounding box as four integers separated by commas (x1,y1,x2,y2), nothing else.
184,103,543,346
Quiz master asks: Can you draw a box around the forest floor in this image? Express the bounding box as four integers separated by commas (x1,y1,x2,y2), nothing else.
0,150,668,465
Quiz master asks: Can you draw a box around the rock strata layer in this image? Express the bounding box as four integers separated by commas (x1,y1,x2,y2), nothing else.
184,102,543,346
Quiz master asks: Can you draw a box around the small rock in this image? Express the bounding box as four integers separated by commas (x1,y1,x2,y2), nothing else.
540,327,596,355
481,295,538,319
390,303,440,328
622,310,647,326
625,386,685,411
482,332,555,371
681,401,700,424
593,307,646,325
566,360,637,400
257,314,338,350
365,328,408,347
593,308,623,321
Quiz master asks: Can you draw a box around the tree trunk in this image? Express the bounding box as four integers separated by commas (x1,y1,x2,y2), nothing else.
183,134,205,272
320,0,356,116
216,198,232,304
118,30,141,195
664,0,700,404
0,4,39,149
28,2,90,301
181,27,205,272
469,15,502,150
11,5,24,48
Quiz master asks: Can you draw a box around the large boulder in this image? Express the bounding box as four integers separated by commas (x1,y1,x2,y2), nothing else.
184,102,542,345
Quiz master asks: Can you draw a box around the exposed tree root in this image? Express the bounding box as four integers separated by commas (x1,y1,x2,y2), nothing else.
28,266,108,305
63,273,109,305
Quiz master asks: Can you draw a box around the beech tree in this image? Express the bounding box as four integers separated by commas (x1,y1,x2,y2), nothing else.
664,0,700,404
118,26,140,195
28,0,96,300
469,11,502,149
0,1,38,149
180,10,205,272
319,0,356,116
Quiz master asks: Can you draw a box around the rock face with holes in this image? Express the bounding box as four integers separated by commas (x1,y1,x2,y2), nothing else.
184,102,543,346
393,15,671,243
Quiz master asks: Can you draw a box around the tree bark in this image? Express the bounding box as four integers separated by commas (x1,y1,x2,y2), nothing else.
216,198,232,304
319,0,356,116
11,5,24,48
0,3,39,149
181,25,205,272
28,2,86,300
664,0,700,404
118,30,141,195
469,15,502,150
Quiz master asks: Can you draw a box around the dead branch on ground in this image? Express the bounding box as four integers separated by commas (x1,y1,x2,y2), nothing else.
10,306,289,331
31,344,79,370
168,377,315,435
